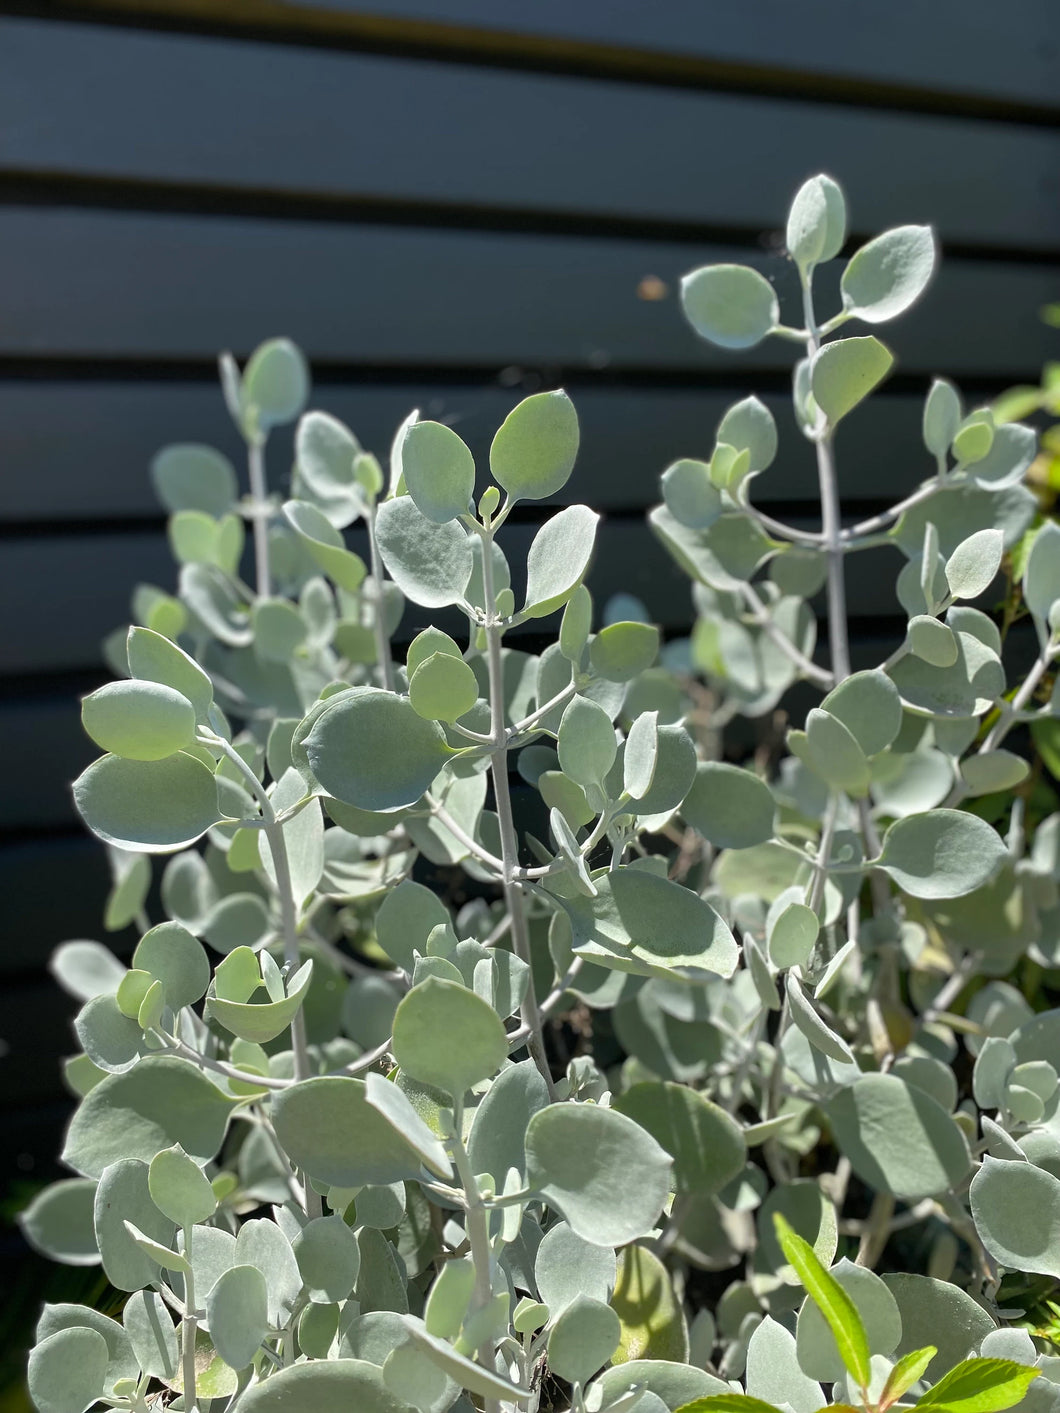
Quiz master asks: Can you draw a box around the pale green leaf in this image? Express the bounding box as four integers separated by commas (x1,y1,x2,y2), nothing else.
82,681,196,761
151,444,238,518
489,389,580,501
811,337,894,425
392,976,507,1097
681,264,779,350
402,420,475,523
827,1073,970,1200
242,338,309,433
876,810,1006,899
523,504,600,618
207,1265,268,1370
612,1081,745,1193
786,174,847,275
525,1102,672,1246
304,686,451,811
682,762,775,849
841,225,936,323
272,1077,425,1188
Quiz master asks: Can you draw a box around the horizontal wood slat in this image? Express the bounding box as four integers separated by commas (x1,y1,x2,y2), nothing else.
0,381,934,522
1,522,909,675
2,19,1057,253
11,0,1059,117
0,209,1055,377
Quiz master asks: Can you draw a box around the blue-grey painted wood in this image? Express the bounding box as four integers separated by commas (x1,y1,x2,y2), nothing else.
0,209,1055,376
0,522,909,675
0,381,933,521
38,0,1060,114
2,19,1057,251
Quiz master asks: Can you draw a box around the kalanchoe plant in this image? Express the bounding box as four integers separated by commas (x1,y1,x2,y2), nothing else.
17,177,1060,1413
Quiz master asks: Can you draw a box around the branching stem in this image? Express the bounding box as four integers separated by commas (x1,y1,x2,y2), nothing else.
480,529,558,1102
247,438,271,600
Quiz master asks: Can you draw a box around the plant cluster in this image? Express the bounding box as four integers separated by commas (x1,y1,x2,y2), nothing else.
17,176,1060,1413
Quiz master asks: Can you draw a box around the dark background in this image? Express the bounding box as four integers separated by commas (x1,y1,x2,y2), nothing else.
1,0,1058,1376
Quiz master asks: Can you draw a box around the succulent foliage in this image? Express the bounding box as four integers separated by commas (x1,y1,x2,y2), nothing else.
20,179,1060,1413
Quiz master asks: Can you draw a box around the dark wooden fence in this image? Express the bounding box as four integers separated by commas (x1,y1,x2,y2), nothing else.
1,0,1058,1192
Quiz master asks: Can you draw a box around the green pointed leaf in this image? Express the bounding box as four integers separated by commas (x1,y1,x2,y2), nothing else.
489,389,579,501
82,681,196,761
127,626,213,719
526,1102,672,1246
548,1295,621,1385
682,762,774,849
786,174,847,276
917,1357,1040,1413
612,1081,745,1194
148,1144,217,1227
28,1327,109,1413
590,621,659,682
811,337,893,425
272,1077,426,1188
879,1346,937,1407
796,1259,901,1383
151,444,238,517
773,1213,871,1392
402,420,475,523
876,810,1005,899
375,494,474,607
522,504,599,618
242,337,309,433
304,686,451,811
675,1400,784,1413
841,225,936,322
681,263,779,350
74,752,219,853
409,652,479,722
826,1073,970,1201
392,976,507,1098
63,1056,234,1178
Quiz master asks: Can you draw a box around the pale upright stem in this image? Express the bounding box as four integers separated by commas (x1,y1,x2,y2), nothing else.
181,1225,198,1413
366,501,395,692
247,439,271,600
480,532,558,1102
450,1101,501,1413
803,279,851,684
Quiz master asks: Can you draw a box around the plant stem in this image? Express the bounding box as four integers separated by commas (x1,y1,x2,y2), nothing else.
366,500,395,692
480,530,558,1102
740,582,834,690
450,1100,501,1413
802,279,851,684
181,1224,198,1413
247,438,271,600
